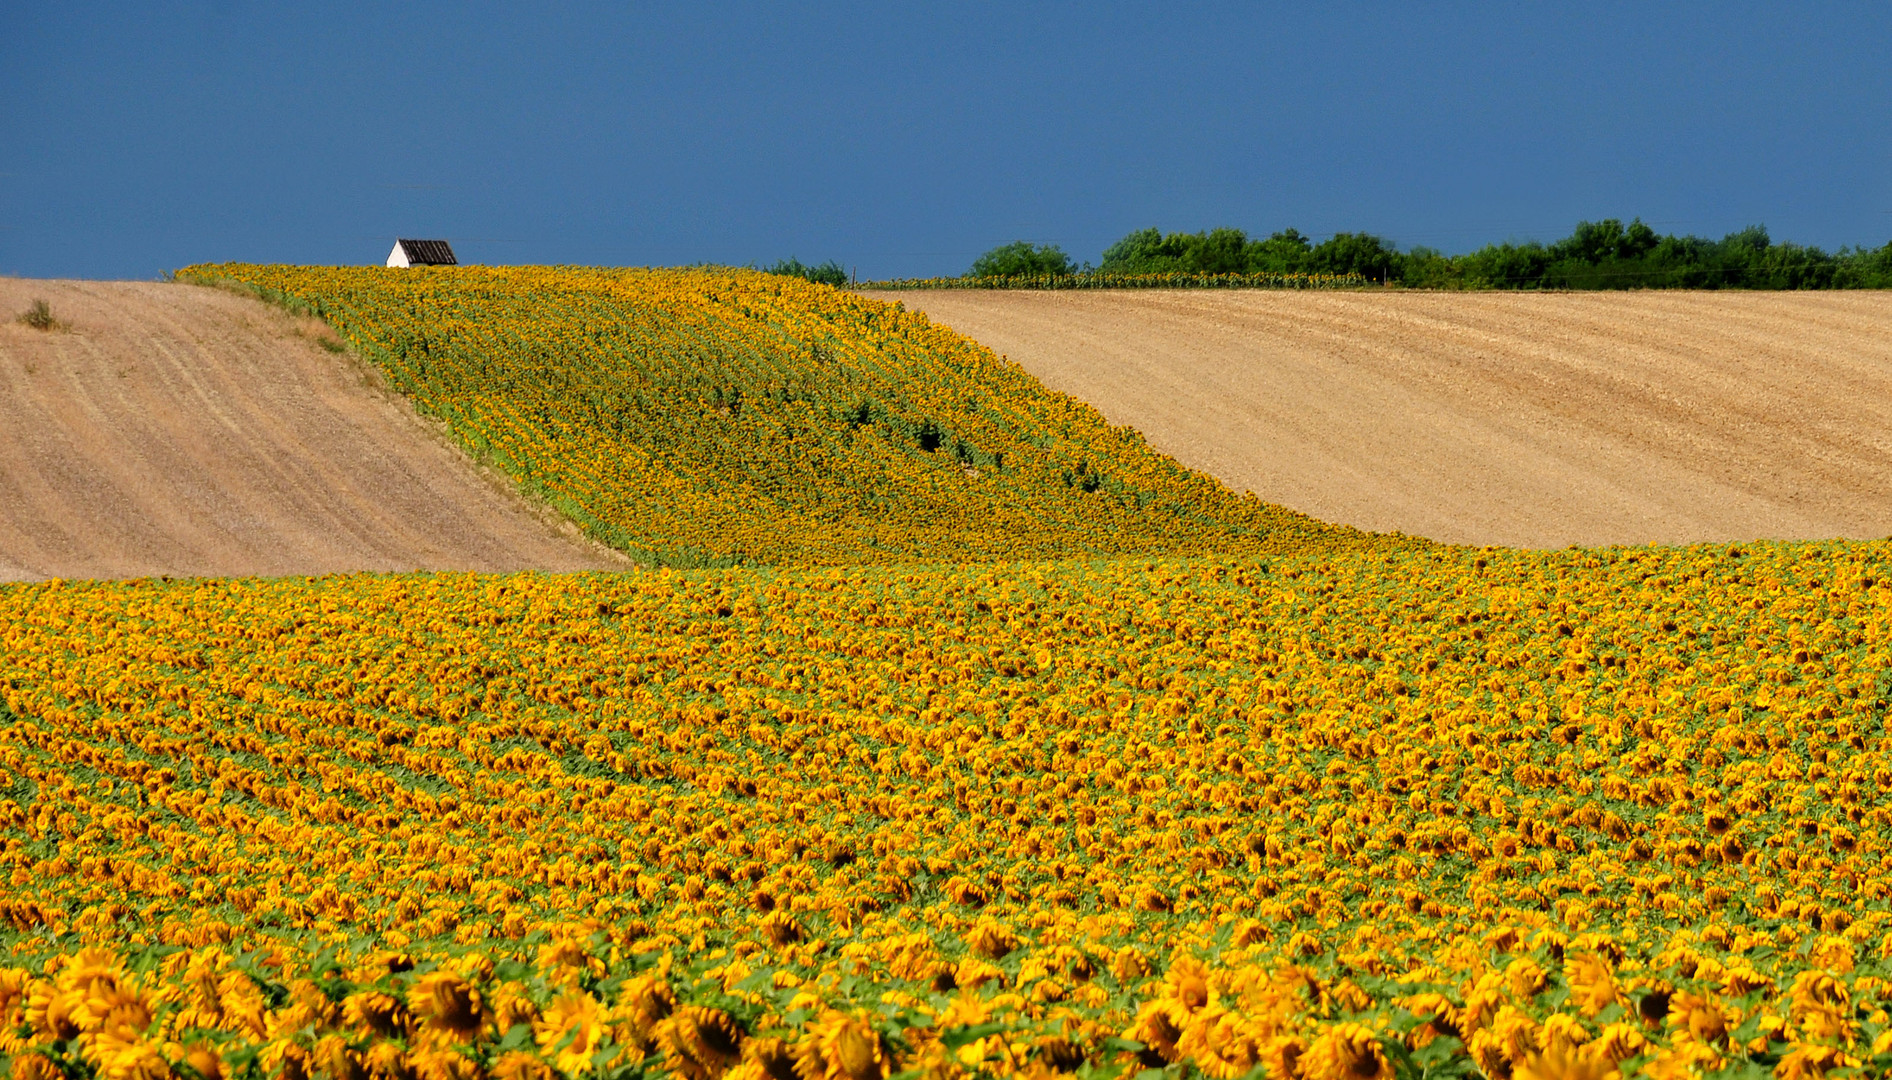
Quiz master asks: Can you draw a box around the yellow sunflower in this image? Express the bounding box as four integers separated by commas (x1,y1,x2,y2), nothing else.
536,992,612,1078
1301,1022,1390,1080
795,1011,893,1080
410,970,487,1042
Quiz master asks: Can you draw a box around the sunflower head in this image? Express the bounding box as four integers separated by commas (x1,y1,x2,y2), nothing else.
796,1012,892,1080
964,921,1018,961
342,990,413,1039
1176,1008,1261,1080
1127,1000,1185,1064
1512,1046,1618,1080
1564,954,1619,1017
10,1055,63,1080
537,992,612,1078
1035,1037,1086,1073
1163,957,1213,1013
27,983,85,1041
411,970,487,1041
1302,1022,1390,1080
744,1036,801,1080
619,975,678,1037
181,1042,226,1080
662,1005,747,1080
760,911,804,948
490,1049,556,1080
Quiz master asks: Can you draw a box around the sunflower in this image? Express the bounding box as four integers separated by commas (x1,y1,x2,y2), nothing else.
1301,1022,1390,1080
341,990,412,1040
1126,999,1186,1064
180,1042,227,1080
1175,1007,1260,1080
536,992,612,1078
313,1036,370,1080
1563,954,1620,1017
25,983,85,1042
1258,1035,1307,1080
84,1023,173,1080
409,971,486,1042
490,1049,556,1080
964,920,1018,961
795,1011,893,1080
1582,1023,1648,1066
1162,956,1213,1013
1400,993,1462,1047
1511,1045,1617,1080
1776,1044,1855,1080
742,1036,802,1080
1665,992,1726,1047
256,1038,317,1080
661,1005,747,1080
1035,1036,1086,1074
619,974,678,1039
364,1041,413,1080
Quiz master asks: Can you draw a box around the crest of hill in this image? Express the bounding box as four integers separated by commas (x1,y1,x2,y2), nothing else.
181,264,1407,567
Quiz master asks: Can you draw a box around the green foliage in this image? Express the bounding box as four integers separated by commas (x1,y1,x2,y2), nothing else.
1098,227,1402,282
968,241,1076,278
762,257,849,287
1092,220,1892,290
16,299,62,331
863,270,1368,291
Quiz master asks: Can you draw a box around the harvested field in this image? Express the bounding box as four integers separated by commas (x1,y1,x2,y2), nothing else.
868,288,1892,548
0,279,626,581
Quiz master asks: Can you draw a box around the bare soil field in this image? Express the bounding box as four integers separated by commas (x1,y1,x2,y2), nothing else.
868,289,1892,548
0,280,626,581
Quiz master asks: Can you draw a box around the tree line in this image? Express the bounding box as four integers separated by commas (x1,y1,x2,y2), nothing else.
958,220,1892,288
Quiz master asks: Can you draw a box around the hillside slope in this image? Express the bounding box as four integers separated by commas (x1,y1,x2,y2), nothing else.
868,289,1892,548
181,265,1398,566
0,279,625,580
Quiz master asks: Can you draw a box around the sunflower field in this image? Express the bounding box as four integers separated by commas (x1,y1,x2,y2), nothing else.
4,537,1892,1079
6,264,1892,1079
173,265,1374,569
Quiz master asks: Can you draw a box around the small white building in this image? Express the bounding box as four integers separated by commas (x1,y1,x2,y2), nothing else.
386,239,458,268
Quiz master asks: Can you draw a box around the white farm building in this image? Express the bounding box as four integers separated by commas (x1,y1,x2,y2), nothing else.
386,239,458,268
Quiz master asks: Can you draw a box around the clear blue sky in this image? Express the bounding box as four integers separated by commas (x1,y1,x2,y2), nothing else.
4,3,1889,280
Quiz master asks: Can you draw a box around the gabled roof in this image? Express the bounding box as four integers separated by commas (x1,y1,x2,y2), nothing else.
396,239,458,265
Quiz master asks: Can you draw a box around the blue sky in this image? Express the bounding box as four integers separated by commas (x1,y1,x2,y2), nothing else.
4,3,1889,279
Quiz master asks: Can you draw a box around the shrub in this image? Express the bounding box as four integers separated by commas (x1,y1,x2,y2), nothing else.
763,258,849,287
1093,220,1892,290
17,299,62,331
967,241,1075,278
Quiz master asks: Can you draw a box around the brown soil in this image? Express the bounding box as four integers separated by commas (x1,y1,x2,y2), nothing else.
867,289,1892,549
0,280,628,581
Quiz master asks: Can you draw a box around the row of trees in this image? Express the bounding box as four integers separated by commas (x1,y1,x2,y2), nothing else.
962,220,1892,289
759,257,849,287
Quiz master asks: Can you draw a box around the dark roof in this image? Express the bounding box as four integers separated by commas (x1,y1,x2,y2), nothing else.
397,239,458,265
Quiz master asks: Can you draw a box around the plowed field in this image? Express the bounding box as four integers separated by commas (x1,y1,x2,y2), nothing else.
869,289,1892,548
0,280,625,580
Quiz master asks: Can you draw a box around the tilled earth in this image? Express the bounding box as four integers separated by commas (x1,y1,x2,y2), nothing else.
869,288,1892,548
0,280,626,581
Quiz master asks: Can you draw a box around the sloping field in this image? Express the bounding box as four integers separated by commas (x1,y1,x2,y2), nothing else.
179,265,1386,566
866,289,1892,548
0,279,624,580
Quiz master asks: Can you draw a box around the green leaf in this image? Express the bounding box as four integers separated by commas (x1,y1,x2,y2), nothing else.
939,1021,1008,1051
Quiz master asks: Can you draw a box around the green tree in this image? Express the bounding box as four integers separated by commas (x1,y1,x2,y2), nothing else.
1099,228,1169,272
1246,229,1313,273
1308,233,1403,282
763,258,849,287
967,241,1075,278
